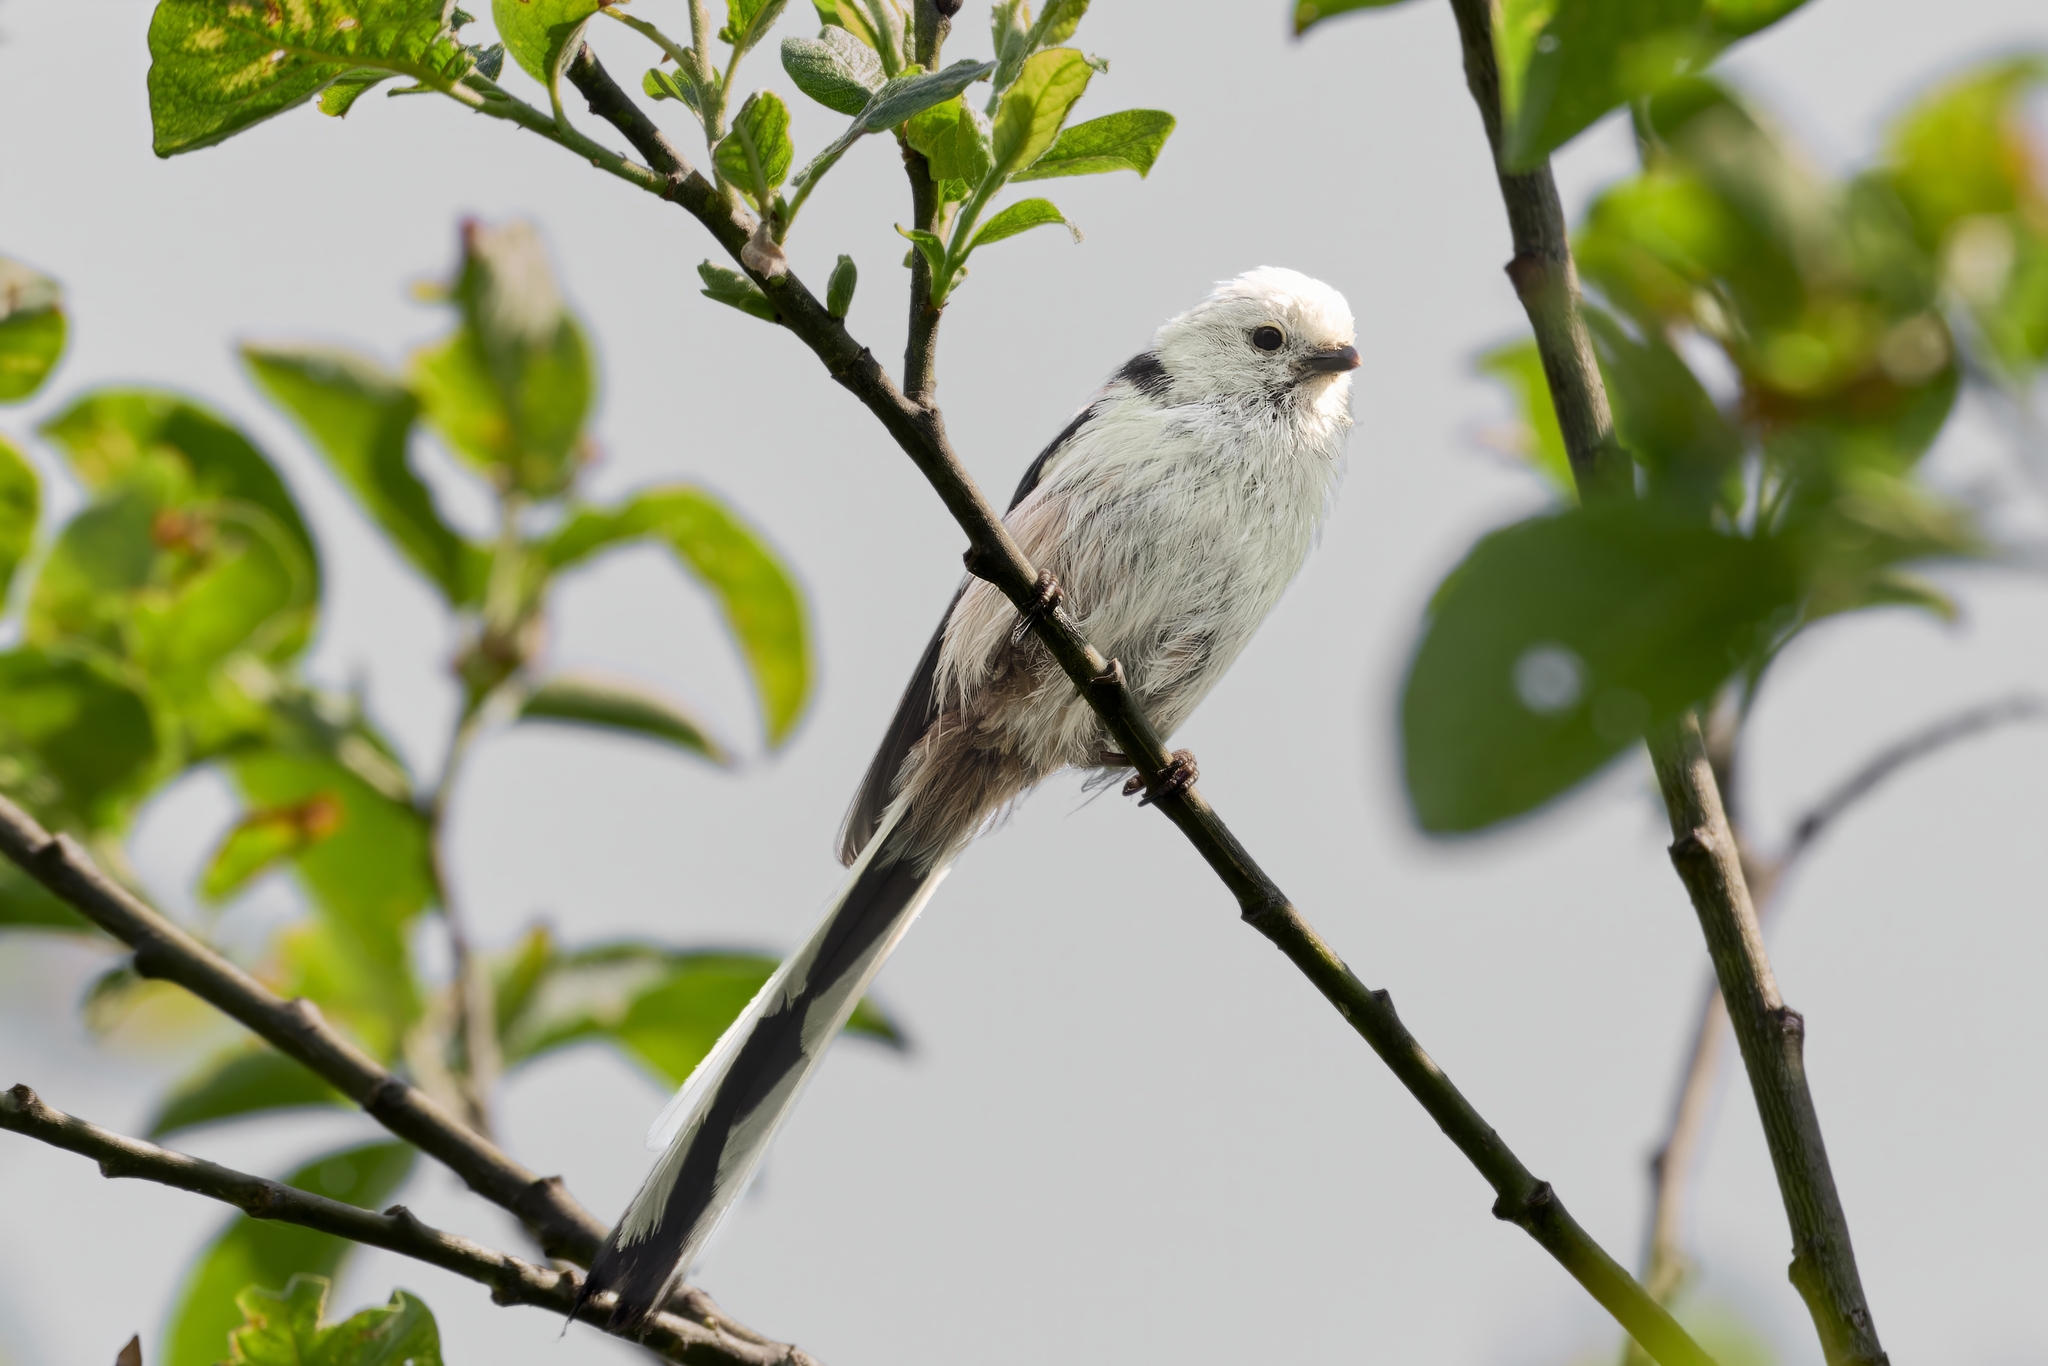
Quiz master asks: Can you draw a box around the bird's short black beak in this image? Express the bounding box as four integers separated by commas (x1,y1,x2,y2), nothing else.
1300,344,1361,374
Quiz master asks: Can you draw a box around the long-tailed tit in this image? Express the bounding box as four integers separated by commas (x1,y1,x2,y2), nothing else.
580,266,1358,1329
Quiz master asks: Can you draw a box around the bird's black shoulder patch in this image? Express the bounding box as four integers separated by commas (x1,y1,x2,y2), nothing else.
1114,350,1171,398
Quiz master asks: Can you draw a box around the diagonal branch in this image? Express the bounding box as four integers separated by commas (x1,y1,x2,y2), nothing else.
0,1086,803,1366
0,796,796,1366
550,47,1716,1366
1439,4,1885,1361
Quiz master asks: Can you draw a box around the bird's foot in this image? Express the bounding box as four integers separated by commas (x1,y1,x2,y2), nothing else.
1010,569,1065,645
1123,749,1198,807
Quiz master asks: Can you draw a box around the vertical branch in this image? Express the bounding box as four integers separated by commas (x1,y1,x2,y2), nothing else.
1440,4,1885,1362
901,0,957,403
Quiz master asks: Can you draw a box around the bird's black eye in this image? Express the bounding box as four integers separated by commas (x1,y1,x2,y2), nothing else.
1251,325,1285,352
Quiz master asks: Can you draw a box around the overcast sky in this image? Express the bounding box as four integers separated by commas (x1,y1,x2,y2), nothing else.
3,1,2046,1364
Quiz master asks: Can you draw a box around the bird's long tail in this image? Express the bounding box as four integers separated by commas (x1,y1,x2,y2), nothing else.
577,797,945,1330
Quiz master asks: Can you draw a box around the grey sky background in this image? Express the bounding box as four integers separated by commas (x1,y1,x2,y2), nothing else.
2,1,2045,1363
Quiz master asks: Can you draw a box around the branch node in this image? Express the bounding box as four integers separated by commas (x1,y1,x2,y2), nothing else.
961,544,997,581
1492,1179,1556,1227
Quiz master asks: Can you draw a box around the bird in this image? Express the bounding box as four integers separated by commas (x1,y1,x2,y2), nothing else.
578,265,1358,1331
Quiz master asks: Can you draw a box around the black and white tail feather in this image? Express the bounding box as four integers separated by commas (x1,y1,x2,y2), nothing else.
576,267,1359,1331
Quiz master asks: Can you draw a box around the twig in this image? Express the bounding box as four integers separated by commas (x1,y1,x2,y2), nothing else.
0,796,798,1365
900,0,953,403
0,1086,807,1366
1624,693,2047,1360
1440,5,1886,1361
553,47,1715,1366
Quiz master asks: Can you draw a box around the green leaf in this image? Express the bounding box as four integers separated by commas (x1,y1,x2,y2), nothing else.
1582,306,1743,517
500,939,903,1085
781,29,882,115
148,1044,349,1139
39,389,321,593
697,261,781,323
713,91,796,209
0,648,160,832
1293,0,1416,35
162,1146,416,1366
856,59,995,133
1883,57,2048,247
146,0,473,156
0,256,67,402
970,197,1077,248
242,344,485,605
720,0,793,57
990,48,1093,178
517,672,729,764
904,97,992,189
1476,340,1575,496
491,0,600,93
201,792,347,902
1402,503,1798,833
642,64,701,112
825,254,858,318
1012,108,1173,181
415,219,594,498
0,435,40,603
895,226,949,280
1032,0,1090,45
316,69,390,116
225,1276,440,1366
544,487,811,746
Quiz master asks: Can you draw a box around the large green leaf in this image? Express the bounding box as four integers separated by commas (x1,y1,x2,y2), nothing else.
411,220,593,498
40,389,319,588
1582,307,1743,517
0,435,40,603
226,1277,441,1366
517,671,729,764
492,0,599,91
781,29,882,115
544,487,811,746
149,1044,350,1139
0,648,161,831
1497,0,1813,170
146,0,473,156
162,1144,417,1366
1012,109,1174,181
1883,55,2048,247
990,48,1093,179
713,91,796,210
1402,504,1798,833
500,938,903,1086
0,256,67,402
904,97,993,199
242,344,484,605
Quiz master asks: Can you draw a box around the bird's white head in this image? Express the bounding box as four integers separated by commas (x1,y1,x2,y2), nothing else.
1152,266,1359,417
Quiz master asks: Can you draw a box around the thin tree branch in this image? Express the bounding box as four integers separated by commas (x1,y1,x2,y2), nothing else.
0,1086,806,1366
0,796,795,1364
553,48,1715,1366
1624,692,2048,1363
1440,5,1885,1361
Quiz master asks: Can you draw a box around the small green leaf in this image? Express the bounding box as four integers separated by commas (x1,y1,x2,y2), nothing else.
990,48,1094,179
0,648,160,832
544,487,812,747
518,672,729,764
1293,0,1416,35
1402,503,1798,833
501,942,903,1085
0,256,67,402
1012,108,1173,181
225,1276,441,1366
970,197,1078,248
781,29,882,115
895,225,948,279
316,69,389,116
162,1146,416,1366
720,0,793,56
0,435,40,603
146,0,473,156
201,792,347,902
697,261,781,323
904,97,993,189
492,0,600,94
713,90,796,209
814,0,882,54
147,1045,349,1140
1033,0,1090,45
1882,57,2048,247
826,254,858,318
1476,340,1574,497
242,344,485,605
857,59,995,133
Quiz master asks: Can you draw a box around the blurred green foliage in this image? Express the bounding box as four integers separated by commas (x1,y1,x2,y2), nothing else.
221,1274,441,1366
0,220,901,1363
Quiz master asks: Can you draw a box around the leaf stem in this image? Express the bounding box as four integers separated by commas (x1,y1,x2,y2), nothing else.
557,48,1716,1366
